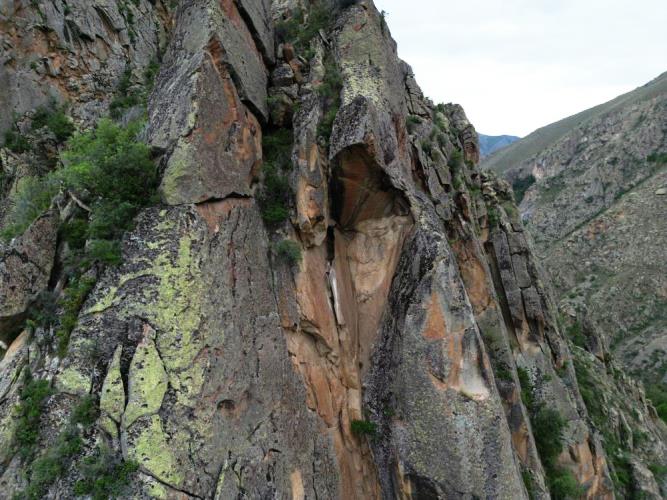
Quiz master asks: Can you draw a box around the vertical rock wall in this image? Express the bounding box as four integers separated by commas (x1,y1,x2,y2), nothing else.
1,1,663,499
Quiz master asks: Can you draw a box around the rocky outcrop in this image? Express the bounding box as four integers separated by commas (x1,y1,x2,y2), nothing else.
0,210,59,346
0,1,664,499
0,0,171,132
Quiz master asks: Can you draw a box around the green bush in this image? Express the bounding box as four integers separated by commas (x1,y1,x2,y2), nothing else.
517,367,535,412
646,384,667,423
486,206,500,227
73,446,139,500
350,419,377,437
276,239,302,264
565,321,586,348
406,115,420,134
647,152,667,164
60,218,88,249
533,407,566,468
317,56,343,144
15,396,97,500
521,469,536,500
56,276,97,356
1,176,59,241
512,175,536,204
548,468,583,500
31,105,75,143
259,130,294,225
4,129,31,153
14,371,52,460
70,395,98,427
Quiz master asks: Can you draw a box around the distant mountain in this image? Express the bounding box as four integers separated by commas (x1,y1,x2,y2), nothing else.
478,134,520,157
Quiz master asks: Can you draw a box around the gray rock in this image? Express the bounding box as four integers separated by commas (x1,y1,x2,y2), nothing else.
0,210,59,345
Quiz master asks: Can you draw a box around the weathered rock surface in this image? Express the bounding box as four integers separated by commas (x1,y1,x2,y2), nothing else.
0,0,171,134
0,210,59,345
0,1,664,499
484,72,667,390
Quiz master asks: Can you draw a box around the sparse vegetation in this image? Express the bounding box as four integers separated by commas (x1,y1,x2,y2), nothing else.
4,128,31,153
258,130,293,225
73,446,139,500
351,419,377,437
565,321,587,349
55,276,97,356
645,383,667,423
275,2,332,51
275,239,302,265
512,174,536,204
646,152,667,164
109,61,159,119
406,115,421,134
14,396,101,500
14,371,52,461
1,176,59,241
317,56,343,145
31,104,75,143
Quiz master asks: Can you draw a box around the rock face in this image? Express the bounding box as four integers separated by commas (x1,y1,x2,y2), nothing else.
483,73,667,388
0,1,664,499
0,210,59,345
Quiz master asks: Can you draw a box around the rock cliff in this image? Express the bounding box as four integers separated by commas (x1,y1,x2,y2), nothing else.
0,1,664,499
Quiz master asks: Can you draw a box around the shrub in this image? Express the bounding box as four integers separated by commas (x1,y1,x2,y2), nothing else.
61,119,155,207
31,105,75,143
486,206,500,228
1,176,59,241
406,115,420,134
512,175,536,204
532,407,566,469
109,68,141,119
646,384,667,423
647,152,667,164
548,468,583,500
56,276,97,356
521,469,535,500
70,395,98,427
4,129,31,153
73,446,139,500
494,365,513,382
60,218,88,249
276,239,302,264
14,371,52,460
565,321,586,349
517,367,535,412
259,130,294,225
17,419,84,499
351,419,377,437
86,239,122,265
317,56,343,144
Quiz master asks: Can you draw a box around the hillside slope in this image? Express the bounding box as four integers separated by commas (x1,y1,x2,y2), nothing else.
482,71,667,399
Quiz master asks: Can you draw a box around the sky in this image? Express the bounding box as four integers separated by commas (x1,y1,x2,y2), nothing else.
374,0,667,137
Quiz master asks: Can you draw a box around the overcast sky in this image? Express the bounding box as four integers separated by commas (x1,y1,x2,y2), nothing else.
374,0,667,137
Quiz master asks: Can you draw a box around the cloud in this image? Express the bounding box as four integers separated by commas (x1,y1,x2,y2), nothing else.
374,0,667,136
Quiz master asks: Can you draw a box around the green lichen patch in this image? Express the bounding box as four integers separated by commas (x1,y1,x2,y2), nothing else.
123,334,168,429
54,366,91,396
124,415,183,487
100,346,125,424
